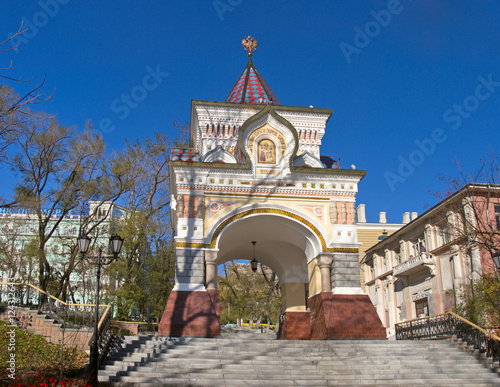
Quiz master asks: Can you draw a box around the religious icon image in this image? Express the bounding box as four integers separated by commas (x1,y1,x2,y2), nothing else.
257,139,276,164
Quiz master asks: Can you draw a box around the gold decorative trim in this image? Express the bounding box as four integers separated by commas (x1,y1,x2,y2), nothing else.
327,248,360,254
175,208,358,254
176,242,205,249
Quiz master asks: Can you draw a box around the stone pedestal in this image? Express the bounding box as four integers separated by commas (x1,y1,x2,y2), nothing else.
158,289,221,337
278,311,311,340
310,292,386,339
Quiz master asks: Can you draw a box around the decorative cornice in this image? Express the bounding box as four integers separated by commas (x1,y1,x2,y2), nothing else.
206,192,332,200
176,184,356,198
290,167,366,178
275,110,331,119
173,165,252,175
172,163,364,180
170,161,251,171
192,100,333,115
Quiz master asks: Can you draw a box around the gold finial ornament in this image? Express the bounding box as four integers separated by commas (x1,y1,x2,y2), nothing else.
242,36,258,57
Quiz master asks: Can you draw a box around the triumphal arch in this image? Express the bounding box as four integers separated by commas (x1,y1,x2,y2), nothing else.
158,37,385,339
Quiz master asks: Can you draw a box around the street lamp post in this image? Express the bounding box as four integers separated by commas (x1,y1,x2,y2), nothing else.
492,251,500,274
78,233,124,387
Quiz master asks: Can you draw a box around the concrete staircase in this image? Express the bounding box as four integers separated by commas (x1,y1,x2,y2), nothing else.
1,306,93,350
99,336,500,386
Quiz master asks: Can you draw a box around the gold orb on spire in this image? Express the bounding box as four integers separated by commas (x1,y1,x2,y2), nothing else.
242,36,258,57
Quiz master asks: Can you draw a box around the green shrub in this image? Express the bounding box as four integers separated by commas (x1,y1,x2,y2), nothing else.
0,321,88,381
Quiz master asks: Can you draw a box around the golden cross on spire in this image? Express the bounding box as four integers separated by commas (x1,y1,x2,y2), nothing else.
242,36,258,57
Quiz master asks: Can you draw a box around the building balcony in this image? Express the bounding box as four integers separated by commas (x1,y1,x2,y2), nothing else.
393,252,436,277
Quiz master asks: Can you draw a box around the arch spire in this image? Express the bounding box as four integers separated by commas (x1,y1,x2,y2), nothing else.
225,36,281,105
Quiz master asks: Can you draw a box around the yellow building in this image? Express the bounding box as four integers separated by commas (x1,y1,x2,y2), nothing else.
357,204,407,291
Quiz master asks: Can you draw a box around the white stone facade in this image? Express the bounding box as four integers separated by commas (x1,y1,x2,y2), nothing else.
170,101,367,303
362,184,500,336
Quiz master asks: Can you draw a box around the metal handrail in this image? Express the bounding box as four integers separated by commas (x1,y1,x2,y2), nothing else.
1,282,113,359
395,312,500,363
1,282,112,330
395,312,500,341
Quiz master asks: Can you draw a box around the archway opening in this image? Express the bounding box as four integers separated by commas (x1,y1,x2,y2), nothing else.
211,213,322,334
218,259,281,333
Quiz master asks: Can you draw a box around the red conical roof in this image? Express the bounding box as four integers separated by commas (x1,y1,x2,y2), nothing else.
225,57,281,105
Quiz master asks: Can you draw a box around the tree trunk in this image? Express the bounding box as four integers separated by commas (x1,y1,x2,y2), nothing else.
256,314,262,329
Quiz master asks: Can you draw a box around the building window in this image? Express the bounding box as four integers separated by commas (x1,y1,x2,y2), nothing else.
394,248,402,265
415,298,429,318
495,204,500,230
438,222,451,247
412,234,425,257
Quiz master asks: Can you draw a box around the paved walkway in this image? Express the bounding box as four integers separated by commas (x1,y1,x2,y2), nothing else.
220,325,277,340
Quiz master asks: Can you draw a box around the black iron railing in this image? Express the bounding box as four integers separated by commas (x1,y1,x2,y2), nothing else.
395,312,500,364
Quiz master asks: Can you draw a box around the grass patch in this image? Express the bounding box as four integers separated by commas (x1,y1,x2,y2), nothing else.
0,320,88,385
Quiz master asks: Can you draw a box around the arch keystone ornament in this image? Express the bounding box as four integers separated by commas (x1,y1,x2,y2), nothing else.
159,38,385,340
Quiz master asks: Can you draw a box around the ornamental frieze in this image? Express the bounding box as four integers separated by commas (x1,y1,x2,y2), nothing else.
299,205,326,223
177,184,356,198
176,194,205,219
177,184,354,200
208,201,237,219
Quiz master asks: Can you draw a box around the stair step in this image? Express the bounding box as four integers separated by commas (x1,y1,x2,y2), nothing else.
98,335,500,385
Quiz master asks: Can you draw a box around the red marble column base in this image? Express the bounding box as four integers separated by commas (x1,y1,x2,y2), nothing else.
158,289,221,337
278,311,311,340
310,292,386,339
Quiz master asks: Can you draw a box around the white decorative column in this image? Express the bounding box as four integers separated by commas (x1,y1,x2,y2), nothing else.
450,244,463,292
463,197,482,280
357,204,366,223
205,249,218,290
386,275,396,332
425,223,433,251
384,249,389,272
374,278,385,325
317,254,333,292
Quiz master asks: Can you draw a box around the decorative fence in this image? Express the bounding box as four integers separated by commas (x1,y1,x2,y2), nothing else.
395,312,500,364
0,282,113,363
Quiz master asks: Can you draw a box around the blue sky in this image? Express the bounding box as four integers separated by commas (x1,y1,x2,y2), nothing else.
1,0,499,223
